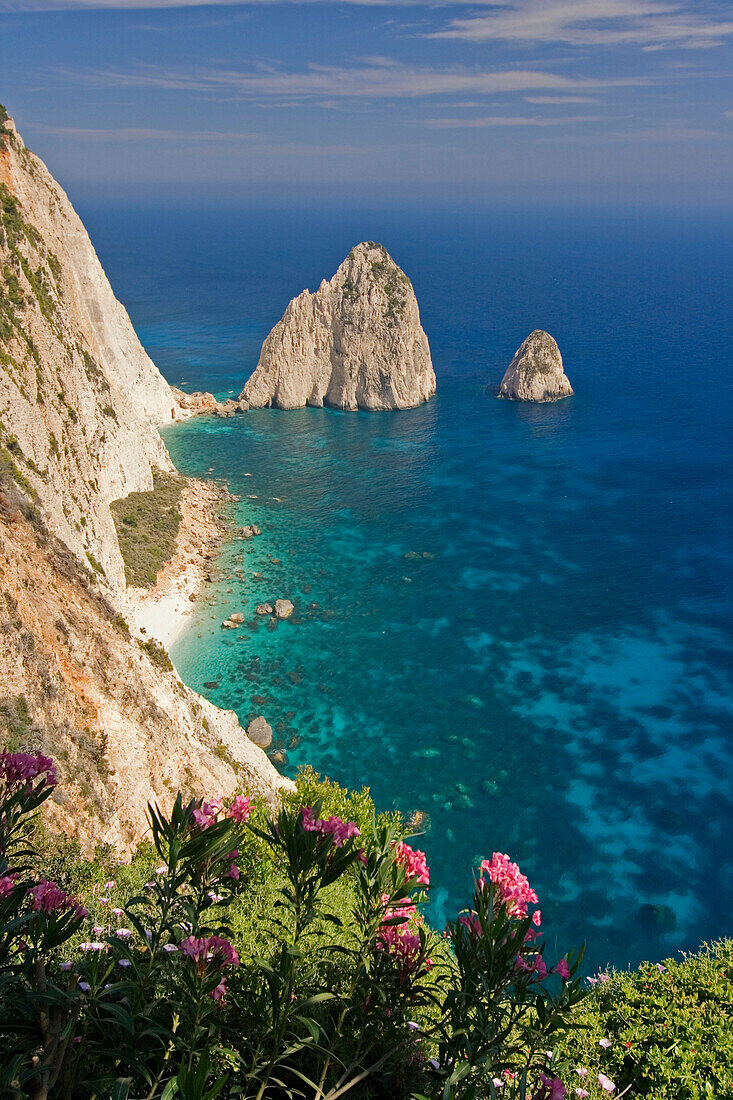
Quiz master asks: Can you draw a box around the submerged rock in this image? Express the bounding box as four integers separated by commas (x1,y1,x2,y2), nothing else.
496,330,573,403
240,242,436,411
247,716,273,749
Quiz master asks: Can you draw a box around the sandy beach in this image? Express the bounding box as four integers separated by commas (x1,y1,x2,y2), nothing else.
124,477,228,650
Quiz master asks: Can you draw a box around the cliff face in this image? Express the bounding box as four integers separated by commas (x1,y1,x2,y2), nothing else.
241,242,436,411
0,111,290,848
497,330,573,403
0,488,285,853
0,114,184,591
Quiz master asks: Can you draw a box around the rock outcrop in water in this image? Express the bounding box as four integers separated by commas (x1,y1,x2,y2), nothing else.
497,330,573,403
0,107,290,851
240,242,435,411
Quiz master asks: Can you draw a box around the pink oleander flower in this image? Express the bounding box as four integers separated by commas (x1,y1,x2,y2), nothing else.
536,1073,566,1100
575,1090,589,1098
211,979,227,1002
598,1074,615,1093
480,852,538,916
180,934,240,969
28,880,88,919
479,852,538,921
376,897,427,981
228,795,252,823
0,874,18,898
300,806,361,848
459,911,482,938
0,751,57,790
515,953,548,981
575,1068,588,1079
191,798,222,829
357,848,368,865
555,958,571,979
395,842,430,886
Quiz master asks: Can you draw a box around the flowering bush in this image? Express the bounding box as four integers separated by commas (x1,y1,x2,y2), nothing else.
0,755,587,1099
554,942,733,1099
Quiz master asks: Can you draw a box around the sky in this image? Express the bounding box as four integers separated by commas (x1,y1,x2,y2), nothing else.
1,0,732,203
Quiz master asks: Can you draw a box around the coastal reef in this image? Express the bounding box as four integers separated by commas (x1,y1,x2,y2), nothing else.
240,241,436,411
497,330,573,403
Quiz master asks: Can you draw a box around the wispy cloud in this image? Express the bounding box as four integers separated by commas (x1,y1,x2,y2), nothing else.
3,0,733,52
27,123,400,159
425,113,604,128
70,59,647,102
524,95,599,103
29,124,260,141
431,1,733,50
613,124,731,138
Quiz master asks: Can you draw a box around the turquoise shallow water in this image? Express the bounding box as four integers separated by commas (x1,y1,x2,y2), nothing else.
80,198,733,972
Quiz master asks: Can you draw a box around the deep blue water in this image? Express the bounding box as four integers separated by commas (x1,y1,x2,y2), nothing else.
80,197,733,972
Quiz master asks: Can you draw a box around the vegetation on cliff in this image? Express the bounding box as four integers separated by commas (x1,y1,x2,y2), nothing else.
111,470,184,587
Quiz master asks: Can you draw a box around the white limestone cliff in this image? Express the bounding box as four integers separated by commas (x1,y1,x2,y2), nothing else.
241,242,436,411
0,110,291,849
0,113,191,591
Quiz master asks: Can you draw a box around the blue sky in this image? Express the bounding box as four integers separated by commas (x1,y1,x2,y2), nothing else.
2,0,732,202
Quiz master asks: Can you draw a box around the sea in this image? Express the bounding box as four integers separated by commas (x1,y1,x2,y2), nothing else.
78,195,733,973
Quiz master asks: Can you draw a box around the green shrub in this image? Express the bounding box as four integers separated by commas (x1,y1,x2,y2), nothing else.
0,695,33,751
111,469,184,587
555,943,733,1098
85,550,105,576
139,637,174,671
